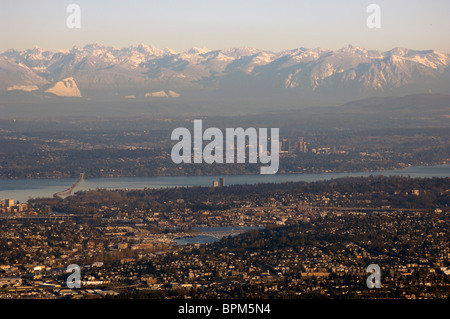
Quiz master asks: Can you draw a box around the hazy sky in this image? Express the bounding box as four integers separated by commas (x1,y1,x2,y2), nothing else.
1,0,449,53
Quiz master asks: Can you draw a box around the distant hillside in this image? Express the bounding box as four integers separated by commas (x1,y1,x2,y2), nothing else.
260,93,450,130
197,93,450,130
0,94,448,132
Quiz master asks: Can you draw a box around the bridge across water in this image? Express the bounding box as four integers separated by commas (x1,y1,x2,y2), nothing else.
54,173,84,198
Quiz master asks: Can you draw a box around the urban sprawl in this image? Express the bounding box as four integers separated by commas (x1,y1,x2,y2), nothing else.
0,175,448,299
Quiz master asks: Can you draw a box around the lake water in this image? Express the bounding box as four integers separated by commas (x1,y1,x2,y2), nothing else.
0,164,448,203
174,226,263,245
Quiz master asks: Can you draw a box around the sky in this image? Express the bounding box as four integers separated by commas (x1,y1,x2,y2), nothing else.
1,0,449,53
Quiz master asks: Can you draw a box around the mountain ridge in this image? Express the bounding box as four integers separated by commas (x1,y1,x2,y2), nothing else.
1,43,449,113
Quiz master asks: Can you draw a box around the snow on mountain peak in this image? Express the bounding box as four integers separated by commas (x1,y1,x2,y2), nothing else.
185,47,211,55
1,44,449,99
44,77,82,97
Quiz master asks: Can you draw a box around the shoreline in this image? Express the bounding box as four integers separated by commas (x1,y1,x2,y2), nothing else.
0,161,447,181
1,164,449,204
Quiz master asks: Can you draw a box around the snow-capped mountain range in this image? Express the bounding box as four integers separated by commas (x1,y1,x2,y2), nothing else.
1,43,449,111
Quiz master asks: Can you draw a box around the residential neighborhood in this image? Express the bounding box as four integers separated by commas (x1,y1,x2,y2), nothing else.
0,176,448,299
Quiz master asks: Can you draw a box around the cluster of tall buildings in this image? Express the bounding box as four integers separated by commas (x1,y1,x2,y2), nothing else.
0,198,28,214
279,137,308,154
212,177,225,187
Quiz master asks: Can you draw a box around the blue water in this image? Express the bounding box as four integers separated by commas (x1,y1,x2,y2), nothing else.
0,164,448,203
174,226,263,245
